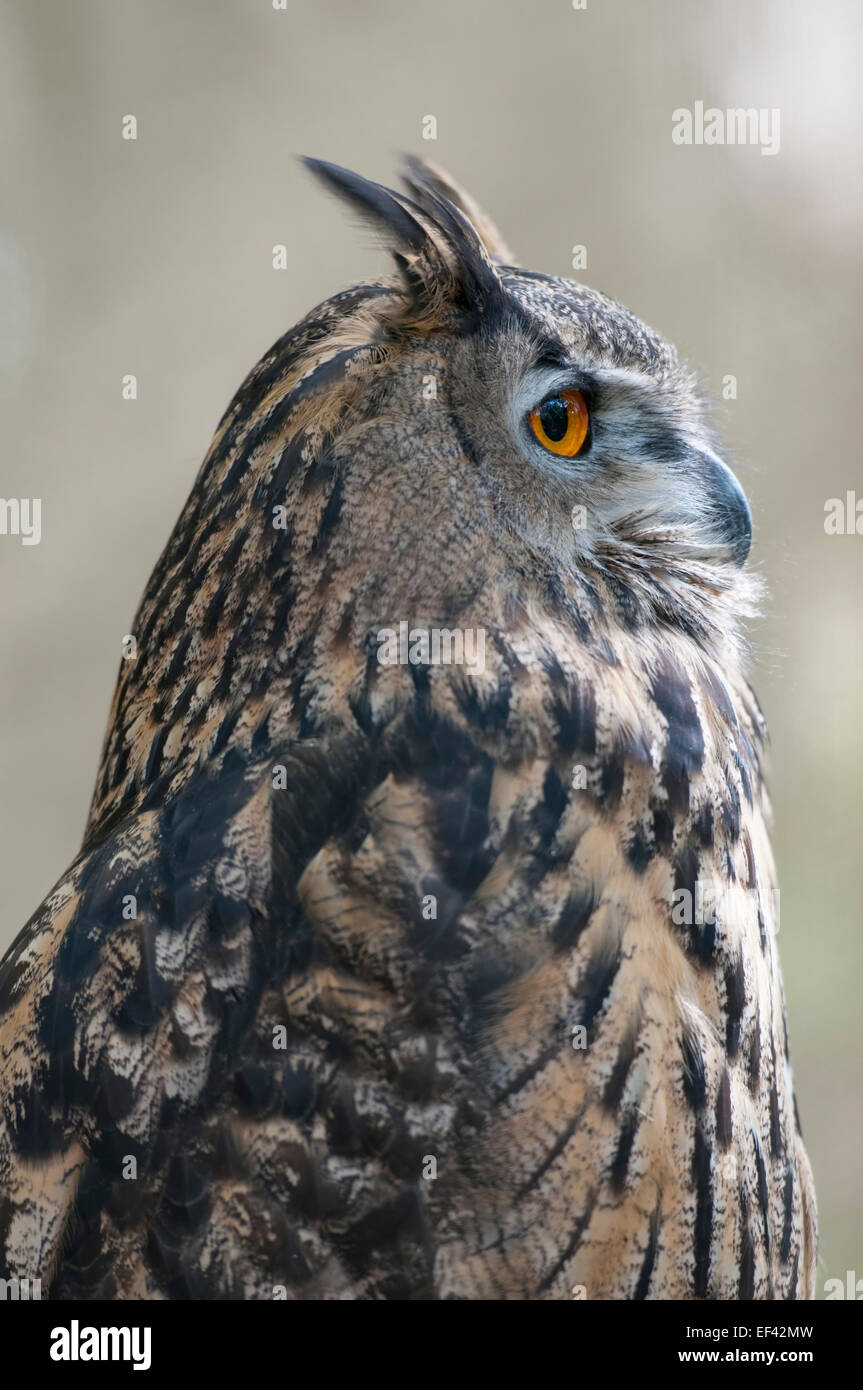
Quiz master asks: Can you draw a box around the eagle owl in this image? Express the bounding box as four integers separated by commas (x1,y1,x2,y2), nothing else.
0,158,816,1300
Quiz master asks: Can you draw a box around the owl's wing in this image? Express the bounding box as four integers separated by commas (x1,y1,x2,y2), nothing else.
0,686,817,1301
0,734,373,1298
2,696,572,1300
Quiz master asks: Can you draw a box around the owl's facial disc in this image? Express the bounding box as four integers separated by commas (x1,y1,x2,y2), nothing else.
496,349,753,571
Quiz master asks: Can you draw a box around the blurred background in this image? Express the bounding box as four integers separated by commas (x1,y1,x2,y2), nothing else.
0,0,860,1295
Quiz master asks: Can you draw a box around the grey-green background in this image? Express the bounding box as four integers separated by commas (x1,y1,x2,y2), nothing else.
1,0,860,1295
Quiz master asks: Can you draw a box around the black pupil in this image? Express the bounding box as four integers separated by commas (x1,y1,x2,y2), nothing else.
539,396,569,442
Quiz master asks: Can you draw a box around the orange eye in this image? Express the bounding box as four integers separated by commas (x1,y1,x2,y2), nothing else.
529,388,590,458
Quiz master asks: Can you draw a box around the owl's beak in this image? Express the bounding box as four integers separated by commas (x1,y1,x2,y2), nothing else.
703,453,752,566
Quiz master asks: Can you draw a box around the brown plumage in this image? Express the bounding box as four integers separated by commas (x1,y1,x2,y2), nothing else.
0,158,816,1300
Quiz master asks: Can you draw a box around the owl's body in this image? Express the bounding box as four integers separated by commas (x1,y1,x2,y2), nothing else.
0,161,815,1299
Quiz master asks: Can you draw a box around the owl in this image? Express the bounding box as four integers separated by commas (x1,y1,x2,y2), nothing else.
0,157,816,1300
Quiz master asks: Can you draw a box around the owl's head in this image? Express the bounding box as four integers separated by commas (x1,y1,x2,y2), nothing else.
87,158,764,835
259,158,756,659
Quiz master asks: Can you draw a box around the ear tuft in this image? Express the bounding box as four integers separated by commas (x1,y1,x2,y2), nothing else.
400,155,515,265
301,158,428,255
302,156,506,330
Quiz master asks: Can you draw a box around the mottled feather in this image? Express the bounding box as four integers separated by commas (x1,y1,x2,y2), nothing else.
0,158,815,1300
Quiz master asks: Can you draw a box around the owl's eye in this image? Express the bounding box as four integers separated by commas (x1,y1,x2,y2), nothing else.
529,388,590,458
